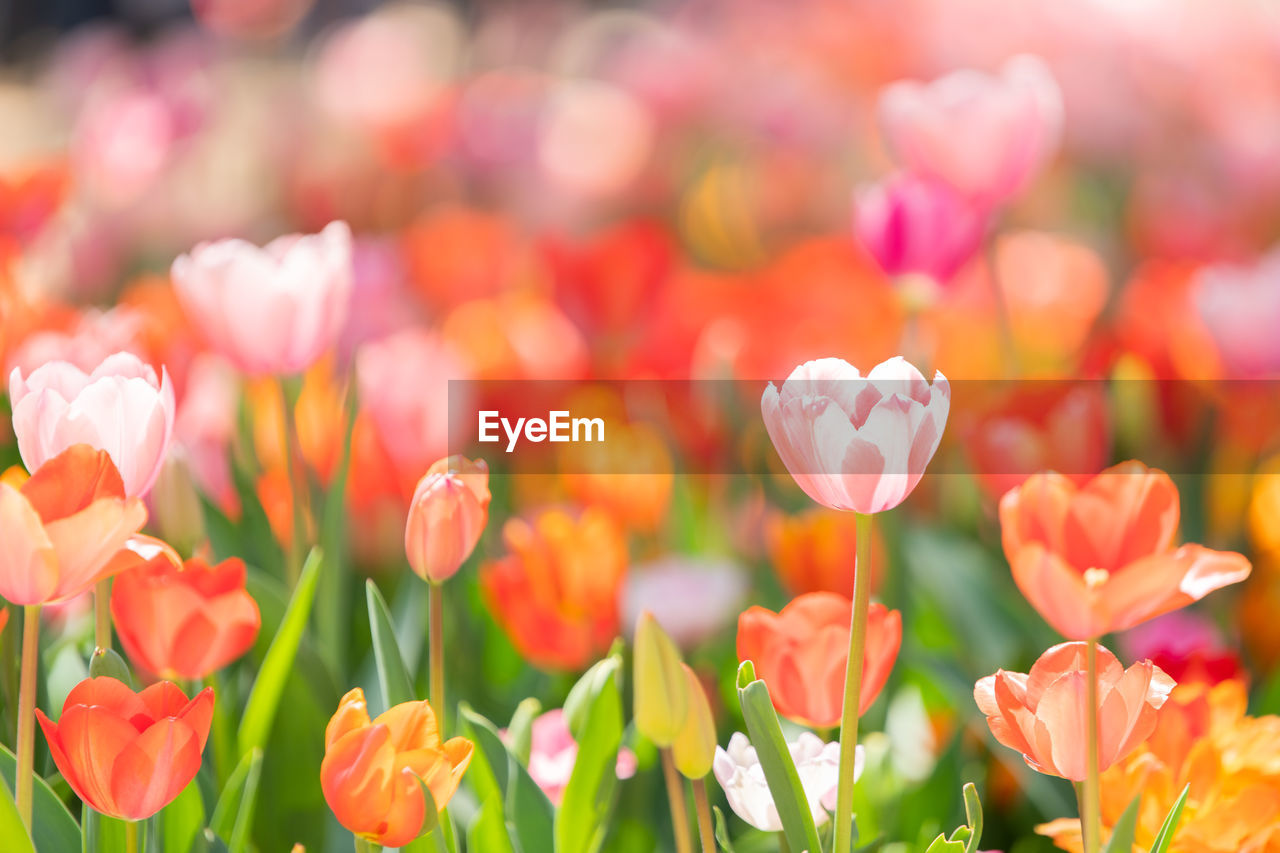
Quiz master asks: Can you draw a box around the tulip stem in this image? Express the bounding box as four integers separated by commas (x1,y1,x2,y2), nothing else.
691,777,716,853
125,819,139,853
429,581,445,726
15,604,40,832
279,376,308,586
94,578,112,650
1083,638,1102,853
660,748,694,853
833,512,873,853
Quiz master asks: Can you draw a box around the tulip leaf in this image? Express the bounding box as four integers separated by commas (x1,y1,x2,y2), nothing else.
467,796,516,853
1149,784,1190,853
557,654,625,853
0,775,35,853
366,579,416,707
0,745,80,853
151,779,205,853
712,806,736,853
237,548,322,758
87,647,134,689
209,748,263,853
507,698,543,767
961,782,983,853
316,371,358,678
735,662,823,853
1102,793,1142,853
459,705,555,853
923,833,966,853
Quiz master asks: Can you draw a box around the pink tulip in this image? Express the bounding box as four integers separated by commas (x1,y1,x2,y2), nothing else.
405,456,491,583
170,221,353,376
761,356,949,514
853,172,988,285
9,352,175,497
1193,248,1280,377
515,709,636,805
878,55,1063,206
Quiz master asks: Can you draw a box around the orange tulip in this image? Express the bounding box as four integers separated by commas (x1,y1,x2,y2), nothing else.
974,642,1174,782
0,445,148,605
1000,461,1251,639
35,677,214,820
736,592,901,729
321,687,473,848
111,554,261,680
765,508,882,599
480,507,628,671
405,456,490,583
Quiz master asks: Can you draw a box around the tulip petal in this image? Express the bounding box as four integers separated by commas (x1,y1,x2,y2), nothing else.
109,718,199,819
56,703,140,815
18,445,125,522
0,484,59,605
1036,671,1090,782
42,498,148,602
321,725,397,838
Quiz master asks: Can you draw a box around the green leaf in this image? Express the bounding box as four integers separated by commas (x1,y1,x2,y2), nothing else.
961,782,983,853
712,806,736,853
366,579,416,707
1102,793,1143,853
565,656,622,739
0,774,34,853
316,371,358,677
459,705,554,853
209,748,263,853
506,698,542,766
87,648,134,688
152,780,205,853
735,662,823,853
0,745,79,853
923,833,966,853
467,797,516,853
1149,784,1190,853
237,548,322,757
557,655,624,853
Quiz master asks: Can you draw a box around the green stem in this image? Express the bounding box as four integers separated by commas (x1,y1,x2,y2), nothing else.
279,376,307,586
1083,638,1102,853
15,604,40,831
125,819,139,853
832,513,873,853
94,578,112,650
429,582,445,727
660,749,693,853
354,836,381,853
691,777,716,853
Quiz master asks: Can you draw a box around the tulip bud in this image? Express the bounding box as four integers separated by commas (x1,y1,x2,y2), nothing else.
633,611,688,746
148,449,205,556
672,663,715,778
405,456,491,583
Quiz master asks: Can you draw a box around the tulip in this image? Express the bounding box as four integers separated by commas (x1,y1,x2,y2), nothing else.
9,351,175,498
620,556,747,650
111,554,261,681
321,687,473,848
760,356,950,515
404,456,491,584
999,461,1252,639
974,642,1174,781
673,664,716,780
0,445,148,606
854,171,987,286
877,54,1063,206
517,709,637,805
170,220,353,376
737,592,901,729
35,677,214,820
713,731,861,832
765,508,880,600
480,507,628,671
634,611,689,748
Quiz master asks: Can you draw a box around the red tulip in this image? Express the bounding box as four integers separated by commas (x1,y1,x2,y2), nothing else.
36,677,214,820
111,554,261,680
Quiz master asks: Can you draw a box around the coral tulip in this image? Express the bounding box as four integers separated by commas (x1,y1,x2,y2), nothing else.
854,171,987,285
170,221,353,376
761,356,950,514
1000,461,1252,639
480,507,627,671
736,592,901,728
9,352,175,497
878,55,1062,206
321,687,473,848
35,677,214,820
974,642,1175,781
404,456,490,584
0,445,148,605
111,554,261,680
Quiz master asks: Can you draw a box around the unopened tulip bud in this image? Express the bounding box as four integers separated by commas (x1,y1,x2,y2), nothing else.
672,663,715,779
149,449,205,556
633,611,688,747
404,456,490,583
